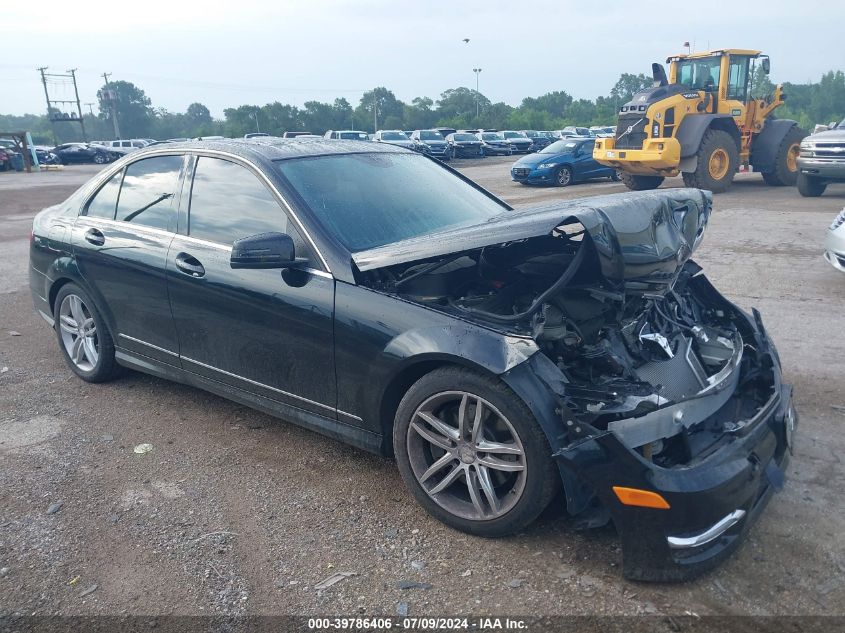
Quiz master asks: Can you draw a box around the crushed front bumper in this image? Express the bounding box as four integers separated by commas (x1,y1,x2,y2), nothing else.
555,379,795,582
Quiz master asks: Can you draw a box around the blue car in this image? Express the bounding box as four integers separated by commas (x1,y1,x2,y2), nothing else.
511,138,620,186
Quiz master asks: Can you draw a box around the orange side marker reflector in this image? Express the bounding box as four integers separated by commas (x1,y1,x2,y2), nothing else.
612,486,671,510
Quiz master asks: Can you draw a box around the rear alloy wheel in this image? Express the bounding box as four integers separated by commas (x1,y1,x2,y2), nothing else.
555,165,573,186
394,367,558,536
611,169,622,182
54,283,121,383
620,172,664,191
682,129,738,193
93,153,107,164
761,126,806,186
796,173,827,197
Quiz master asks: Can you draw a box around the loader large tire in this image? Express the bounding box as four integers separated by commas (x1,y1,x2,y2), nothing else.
620,173,664,191
760,125,805,186
681,129,738,193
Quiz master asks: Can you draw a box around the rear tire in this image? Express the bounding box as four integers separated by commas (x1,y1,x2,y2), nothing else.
681,129,738,193
620,172,664,191
610,169,622,182
796,173,827,197
393,367,559,537
760,125,805,186
53,283,121,383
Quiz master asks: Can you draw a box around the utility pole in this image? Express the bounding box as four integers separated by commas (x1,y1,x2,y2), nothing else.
100,72,121,139
68,69,87,141
473,68,482,119
252,109,261,133
37,66,86,143
37,67,57,144
85,102,95,116
373,94,378,133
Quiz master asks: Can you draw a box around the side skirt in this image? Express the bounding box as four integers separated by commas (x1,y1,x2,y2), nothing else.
115,349,383,455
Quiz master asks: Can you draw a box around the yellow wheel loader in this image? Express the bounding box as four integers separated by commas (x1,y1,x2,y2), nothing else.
594,50,806,193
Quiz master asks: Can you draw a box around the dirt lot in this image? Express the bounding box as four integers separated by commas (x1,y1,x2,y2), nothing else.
1,159,844,622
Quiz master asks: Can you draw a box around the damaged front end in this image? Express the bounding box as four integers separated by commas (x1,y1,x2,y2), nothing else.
354,188,795,581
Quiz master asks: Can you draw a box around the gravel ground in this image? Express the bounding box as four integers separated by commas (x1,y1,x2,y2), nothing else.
1,160,844,623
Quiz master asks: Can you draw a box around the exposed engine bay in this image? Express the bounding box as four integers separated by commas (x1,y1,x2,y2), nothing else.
358,203,776,468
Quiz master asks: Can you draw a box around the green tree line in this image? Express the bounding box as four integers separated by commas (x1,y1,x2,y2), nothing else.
2,70,843,145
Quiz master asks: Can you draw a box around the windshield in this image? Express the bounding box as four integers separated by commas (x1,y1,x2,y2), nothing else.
420,131,443,140
481,133,504,140
452,134,477,141
380,132,408,140
340,132,368,140
503,132,526,139
540,140,579,154
675,57,721,91
276,153,507,252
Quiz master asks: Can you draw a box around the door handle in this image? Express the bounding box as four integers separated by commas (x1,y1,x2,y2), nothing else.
174,252,206,278
84,228,105,246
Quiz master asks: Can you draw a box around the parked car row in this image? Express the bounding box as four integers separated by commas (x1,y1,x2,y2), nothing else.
370,129,566,160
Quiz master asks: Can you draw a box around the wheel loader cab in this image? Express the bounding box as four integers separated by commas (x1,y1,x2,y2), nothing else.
594,49,805,193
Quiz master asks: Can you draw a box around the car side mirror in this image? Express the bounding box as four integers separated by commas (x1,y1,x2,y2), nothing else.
230,232,299,269
830,121,839,130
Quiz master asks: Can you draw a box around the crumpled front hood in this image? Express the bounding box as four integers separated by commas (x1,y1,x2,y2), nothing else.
352,189,712,284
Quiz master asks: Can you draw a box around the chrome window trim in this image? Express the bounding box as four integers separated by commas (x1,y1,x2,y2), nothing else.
117,333,179,357
76,216,176,240
182,355,360,420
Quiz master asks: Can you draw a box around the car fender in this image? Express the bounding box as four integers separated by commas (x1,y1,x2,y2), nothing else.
383,324,538,378
750,119,801,172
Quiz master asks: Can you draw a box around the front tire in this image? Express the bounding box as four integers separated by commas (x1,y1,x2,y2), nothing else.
760,125,805,186
620,172,664,191
796,173,827,197
555,165,573,187
681,129,738,193
393,367,559,537
54,283,121,383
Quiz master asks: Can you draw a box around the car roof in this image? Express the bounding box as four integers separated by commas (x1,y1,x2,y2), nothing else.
133,137,409,161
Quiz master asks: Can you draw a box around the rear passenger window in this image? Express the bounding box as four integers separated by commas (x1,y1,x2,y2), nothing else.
115,155,182,231
85,170,122,219
188,157,289,244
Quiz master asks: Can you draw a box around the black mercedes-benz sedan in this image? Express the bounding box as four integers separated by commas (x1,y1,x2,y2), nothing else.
29,139,795,581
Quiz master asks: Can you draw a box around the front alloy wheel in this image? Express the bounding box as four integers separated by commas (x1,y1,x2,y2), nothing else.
407,391,526,521
394,367,558,536
556,166,573,186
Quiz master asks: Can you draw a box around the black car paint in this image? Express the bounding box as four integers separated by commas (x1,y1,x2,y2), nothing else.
30,139,793,581
445,134,483,158
52,143,118,165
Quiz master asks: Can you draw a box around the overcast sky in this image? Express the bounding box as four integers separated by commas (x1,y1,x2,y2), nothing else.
3,0,842,117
